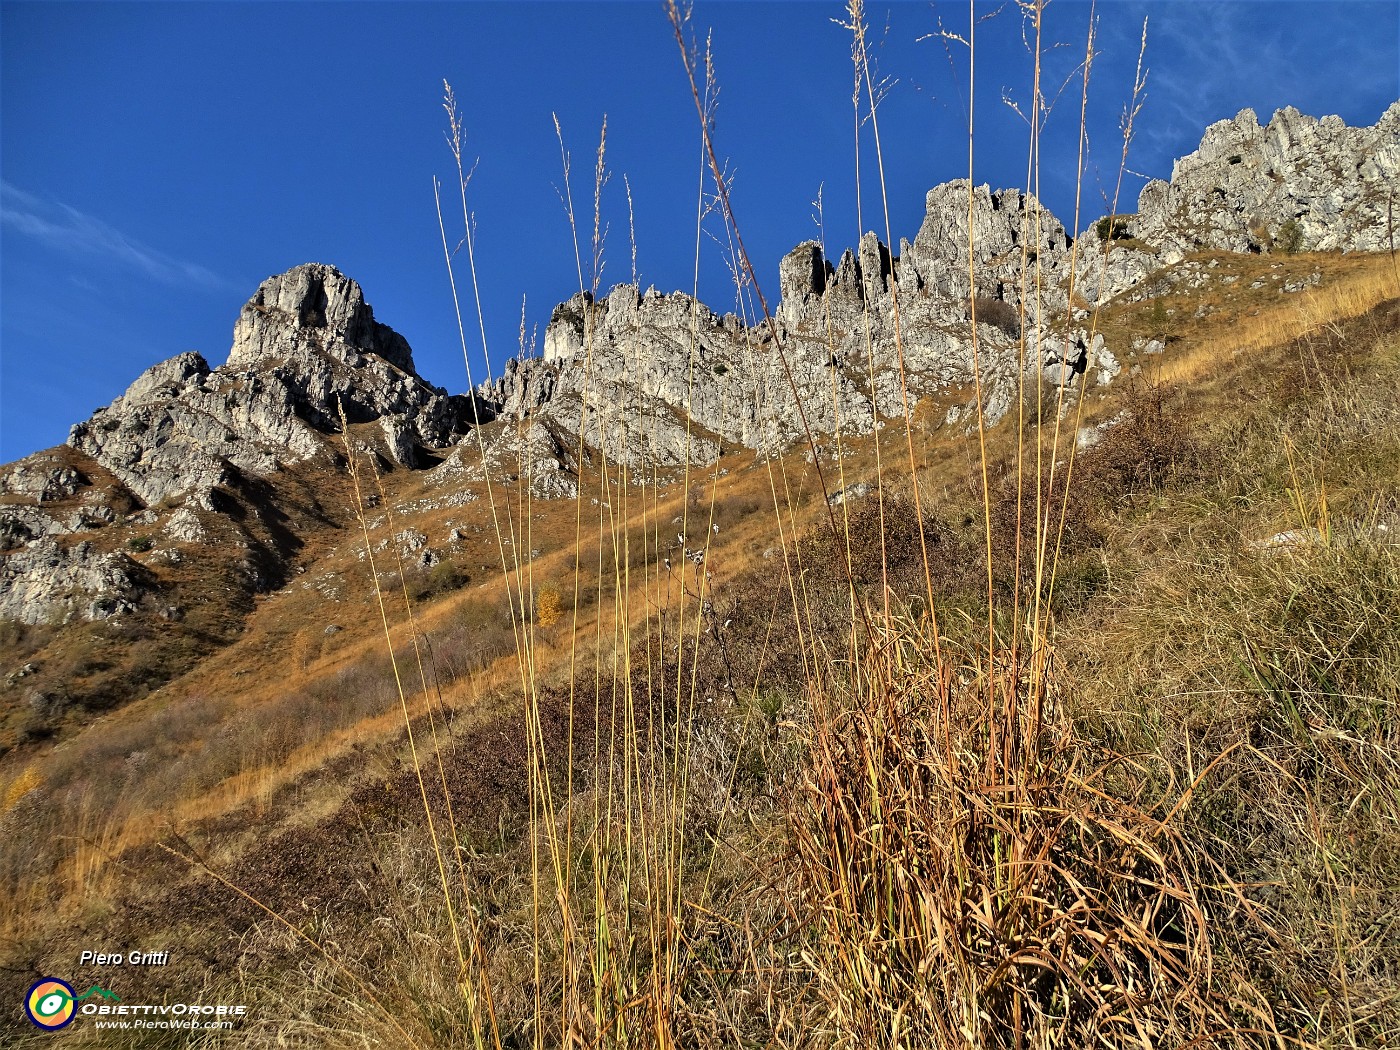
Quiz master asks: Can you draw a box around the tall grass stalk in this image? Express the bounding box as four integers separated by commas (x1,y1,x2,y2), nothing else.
348,3,1316,1047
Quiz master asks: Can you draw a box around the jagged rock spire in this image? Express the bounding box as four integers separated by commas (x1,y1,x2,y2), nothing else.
1132,101,1400,258
66,264,472,508
229,262,416,373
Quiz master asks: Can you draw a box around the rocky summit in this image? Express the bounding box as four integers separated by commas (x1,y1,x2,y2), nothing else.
2,264,477,625
486,181,1087,468
1131,102,1400,258
487,102,1398,458
1,104,1397,631
69,263,475,510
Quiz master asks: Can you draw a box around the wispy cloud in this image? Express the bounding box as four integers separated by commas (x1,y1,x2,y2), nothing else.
1143,1,1397,161
1,180,230,289
1148,5,1260,144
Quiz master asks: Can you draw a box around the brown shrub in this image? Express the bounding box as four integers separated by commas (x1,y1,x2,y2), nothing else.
811,494,972,604
405,559,470,603
700,494,979,698
535,587,562,627
987,464,1102,597
1079,380,1203,508
972,296,1021,338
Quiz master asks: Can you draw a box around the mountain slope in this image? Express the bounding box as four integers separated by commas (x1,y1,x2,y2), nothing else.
1,100,1398,1048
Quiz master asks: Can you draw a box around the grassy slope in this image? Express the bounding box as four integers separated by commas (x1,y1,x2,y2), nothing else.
1,253,1397,1046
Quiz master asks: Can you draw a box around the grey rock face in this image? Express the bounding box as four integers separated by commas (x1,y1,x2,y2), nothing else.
0,451,122,554
69,263,474,508
5,103,1393,629
0,504,115,549
490,287,741,466
3,264,480,626
493,99,1395,458
1131,103,1400,258
0,538,147,625
904,182,1074,317
0,451,88,502
489,182,1072,461
430,420,581,500
230,263,414,373
164,507,206,543
1075,245,1160,305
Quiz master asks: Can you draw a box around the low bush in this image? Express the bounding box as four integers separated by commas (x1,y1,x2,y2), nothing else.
1276,217,1305,254
972,295,1021,338
1078,380,1203,508
405,559,470,604
986,462,1101,597
1095,213,1131,242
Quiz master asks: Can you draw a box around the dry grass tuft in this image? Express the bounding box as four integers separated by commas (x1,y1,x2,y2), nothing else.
791,619,1266,1049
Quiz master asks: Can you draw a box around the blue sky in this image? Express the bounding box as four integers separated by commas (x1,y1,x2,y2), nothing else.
2,1,1396,462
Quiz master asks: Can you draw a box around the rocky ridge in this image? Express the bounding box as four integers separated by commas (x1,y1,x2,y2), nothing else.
2,103,1396,628
1131,102,1400,259
488,104,1396,465
486,182,1087,468
69,263,475,509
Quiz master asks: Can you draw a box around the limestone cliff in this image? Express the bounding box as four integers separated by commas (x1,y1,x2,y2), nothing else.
486,104,1397,459
2,102,1395,626
1131,102,1400,259
68,263,474,509
2,264,476,624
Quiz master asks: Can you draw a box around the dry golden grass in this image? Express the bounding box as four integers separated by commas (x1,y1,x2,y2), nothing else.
7,271,1394,1049
4,5,1398,1048
0,763,40,815
1130,254,1398,388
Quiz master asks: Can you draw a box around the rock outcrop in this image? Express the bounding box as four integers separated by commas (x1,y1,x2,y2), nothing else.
485,105,1396,458
228,263,416,373
487,181,1085,460
0,538,149,625
3,264,479,625
1131,102,1400,259
69,263,475,509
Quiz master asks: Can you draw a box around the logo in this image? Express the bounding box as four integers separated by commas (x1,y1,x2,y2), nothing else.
25,978,76,1030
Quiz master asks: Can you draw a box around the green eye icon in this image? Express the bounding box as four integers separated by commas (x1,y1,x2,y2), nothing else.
38,989,71,1015
25,979,77,1030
